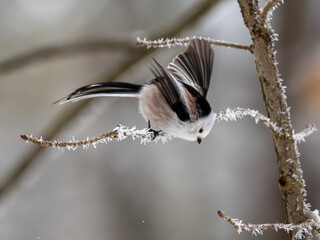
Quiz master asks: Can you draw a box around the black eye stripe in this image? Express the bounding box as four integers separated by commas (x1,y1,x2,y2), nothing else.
199,128,203,133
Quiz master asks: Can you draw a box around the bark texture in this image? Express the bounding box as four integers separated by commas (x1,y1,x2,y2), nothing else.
237,0,311,238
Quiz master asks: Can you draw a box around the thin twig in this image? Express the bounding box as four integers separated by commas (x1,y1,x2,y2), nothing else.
213,107,282,134
0,39,135,76
217,210,319,238
306,210,320,240
136,37,253,53
259,0,283,26
294,124,317,144
20,108,280,150
20,125,171,150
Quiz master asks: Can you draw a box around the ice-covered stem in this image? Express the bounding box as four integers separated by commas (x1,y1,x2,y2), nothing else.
294,124,317,144
136,37,253,53
237,0,312,237
20,108,279,150
217,210,320,239
214,107,282,134
306,210,320,239
259,0,283,27
20,125,172,150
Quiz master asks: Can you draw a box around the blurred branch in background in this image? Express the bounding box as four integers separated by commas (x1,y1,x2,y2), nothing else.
0,0,221,203
0,39,135,76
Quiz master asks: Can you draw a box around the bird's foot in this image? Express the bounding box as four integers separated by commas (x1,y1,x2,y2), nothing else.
148,128,162,140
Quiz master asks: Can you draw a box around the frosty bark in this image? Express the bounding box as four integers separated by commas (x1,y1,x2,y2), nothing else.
237,0,311,238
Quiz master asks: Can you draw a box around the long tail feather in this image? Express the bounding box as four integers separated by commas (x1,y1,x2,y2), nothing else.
54,82,143,104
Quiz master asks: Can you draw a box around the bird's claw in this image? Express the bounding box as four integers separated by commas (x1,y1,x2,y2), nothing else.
148,129,162,140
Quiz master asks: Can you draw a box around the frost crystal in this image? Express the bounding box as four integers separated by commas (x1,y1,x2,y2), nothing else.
22,108,284,151
294,125,317,144
213,107,282,134
286,158,293,164
21,124,173,151
218,210,320,239
136,36,252,52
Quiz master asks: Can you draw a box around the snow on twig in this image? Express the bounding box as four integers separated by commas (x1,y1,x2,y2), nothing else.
259,0,284,27
213,107,282,134
20,125,172,151
20,108,282,150
217,210,320,238
136,37,253,52
294,124,317,144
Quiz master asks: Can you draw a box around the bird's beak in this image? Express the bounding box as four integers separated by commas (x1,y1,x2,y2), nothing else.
197,137,202,144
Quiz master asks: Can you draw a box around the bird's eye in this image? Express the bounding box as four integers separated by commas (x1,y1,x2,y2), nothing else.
199,128,204,133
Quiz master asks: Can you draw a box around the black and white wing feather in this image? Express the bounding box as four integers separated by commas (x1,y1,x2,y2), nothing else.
54,82,142,104
167,38,214,97
151,58,190,122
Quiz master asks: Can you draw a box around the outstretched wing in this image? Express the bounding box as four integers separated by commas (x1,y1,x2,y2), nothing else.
151,58,190,122
167,38,214,97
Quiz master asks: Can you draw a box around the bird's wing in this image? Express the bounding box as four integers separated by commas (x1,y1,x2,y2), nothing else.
167,38,214,98
151,58,190,122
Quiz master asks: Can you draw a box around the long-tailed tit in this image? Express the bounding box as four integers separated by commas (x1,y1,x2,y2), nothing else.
55,38,214,144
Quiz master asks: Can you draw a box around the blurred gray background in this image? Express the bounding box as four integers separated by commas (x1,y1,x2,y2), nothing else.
0,0,319,239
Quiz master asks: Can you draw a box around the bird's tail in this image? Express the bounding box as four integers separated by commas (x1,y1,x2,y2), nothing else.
54,82,143,105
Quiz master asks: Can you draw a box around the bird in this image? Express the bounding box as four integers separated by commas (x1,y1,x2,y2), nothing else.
54,38,215,144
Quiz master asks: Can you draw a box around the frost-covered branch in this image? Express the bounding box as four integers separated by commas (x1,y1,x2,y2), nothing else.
20,108,281,150
259,0,283,27
217,210,320,239
213,107,282,134
294,124,317,144
136,37,253,53
20,125,172,151
237,1,313,237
